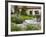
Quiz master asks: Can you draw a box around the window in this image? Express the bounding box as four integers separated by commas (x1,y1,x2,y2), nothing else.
30,11,32,15
35,11,39,14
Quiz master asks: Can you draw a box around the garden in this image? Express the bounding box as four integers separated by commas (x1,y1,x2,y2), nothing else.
11,6,41,31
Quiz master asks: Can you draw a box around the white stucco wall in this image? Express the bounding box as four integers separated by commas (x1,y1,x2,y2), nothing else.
26,9,41,15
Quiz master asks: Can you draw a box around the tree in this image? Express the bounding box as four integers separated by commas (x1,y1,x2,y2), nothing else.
14,6,20,16
21,6,27,16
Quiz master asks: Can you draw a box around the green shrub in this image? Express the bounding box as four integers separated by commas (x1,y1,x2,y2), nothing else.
11,23,22,31
11,15,24,24
11,16,16,23
15,17,24,24
11,23,41,31
11,14,40,24
26,24,41,30
26,24,34,30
